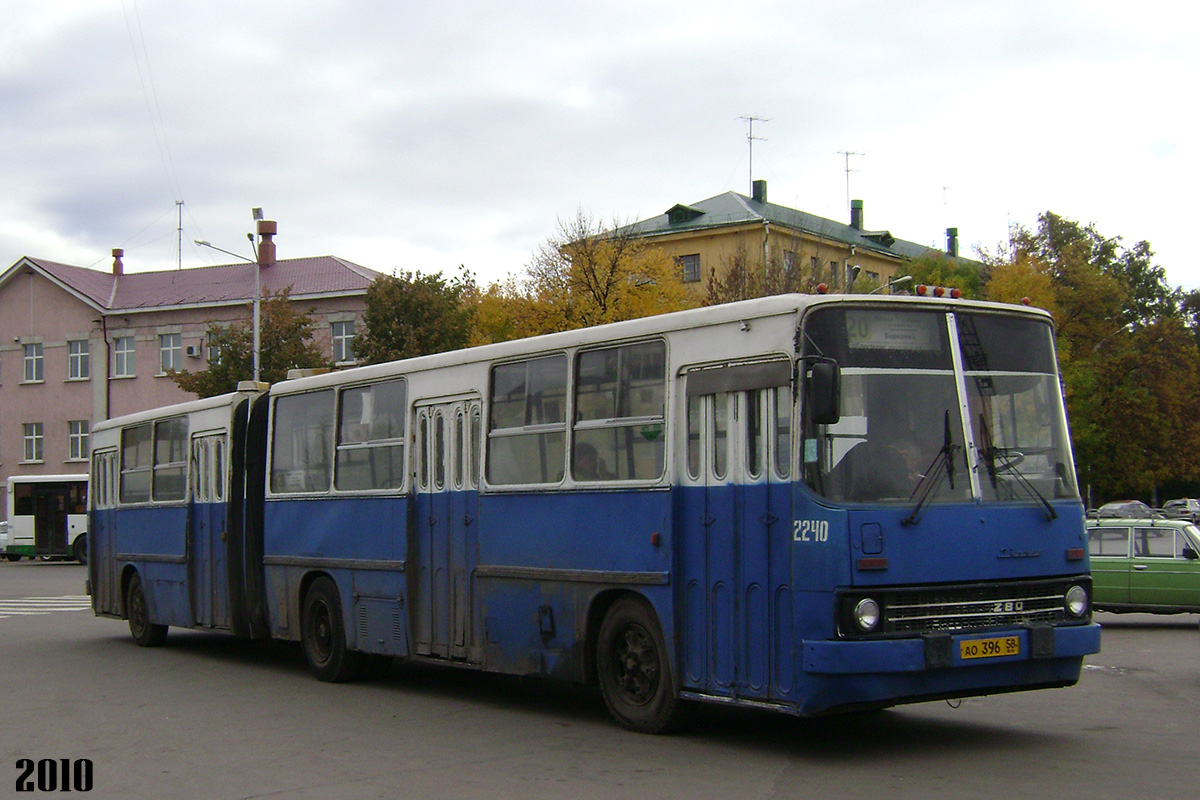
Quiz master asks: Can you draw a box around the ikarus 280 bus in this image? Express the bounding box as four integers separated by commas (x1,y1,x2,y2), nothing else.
88,293,1100,732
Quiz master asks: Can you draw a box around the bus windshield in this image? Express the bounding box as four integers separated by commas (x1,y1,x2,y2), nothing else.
802,306,1078,507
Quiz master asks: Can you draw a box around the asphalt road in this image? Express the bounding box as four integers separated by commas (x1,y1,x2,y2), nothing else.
1,560,1197,800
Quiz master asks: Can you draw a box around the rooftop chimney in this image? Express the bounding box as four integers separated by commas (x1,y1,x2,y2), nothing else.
946,227,959,257
850,199,864,230
111,248,124,276
751,179,767,204
257,220,277,266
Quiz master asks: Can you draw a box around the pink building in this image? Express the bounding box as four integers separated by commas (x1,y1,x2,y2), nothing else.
0,223,380,515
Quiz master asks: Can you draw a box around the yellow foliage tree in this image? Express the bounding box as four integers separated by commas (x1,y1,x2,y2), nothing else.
529,210,697,328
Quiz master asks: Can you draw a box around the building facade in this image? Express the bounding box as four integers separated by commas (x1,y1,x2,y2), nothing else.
0,223,379,515
622,180,970,294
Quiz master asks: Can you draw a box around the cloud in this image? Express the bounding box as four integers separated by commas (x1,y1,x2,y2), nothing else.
2,0,1198,289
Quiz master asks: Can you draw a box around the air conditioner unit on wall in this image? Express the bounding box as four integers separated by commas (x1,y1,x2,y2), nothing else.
186,345,201,358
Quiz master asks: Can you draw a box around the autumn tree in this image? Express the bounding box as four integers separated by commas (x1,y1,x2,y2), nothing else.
984,212,1200,504
354,270,475,364
704,246,816,305
521,209,697,332
172,287,330,398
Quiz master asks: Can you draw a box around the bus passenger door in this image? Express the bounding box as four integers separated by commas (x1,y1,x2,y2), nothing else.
90,450,120,616
681,383,792,701
412,398,482,662
189,433,230,629
33,484,69,556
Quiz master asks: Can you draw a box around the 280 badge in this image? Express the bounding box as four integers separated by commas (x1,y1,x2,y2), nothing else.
14,759,93,793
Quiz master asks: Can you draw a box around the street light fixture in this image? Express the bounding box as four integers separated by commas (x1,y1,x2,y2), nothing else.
194,237,261,383
869,274,913,295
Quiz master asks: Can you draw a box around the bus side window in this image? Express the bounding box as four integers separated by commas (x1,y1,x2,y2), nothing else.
152,418,188,502
487,355,567,485
335,380,406,492
271,390,335,494
120,423,153,504
573,340,666,483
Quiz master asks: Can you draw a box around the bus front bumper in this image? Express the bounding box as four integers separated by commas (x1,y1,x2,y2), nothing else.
802,622,1101,674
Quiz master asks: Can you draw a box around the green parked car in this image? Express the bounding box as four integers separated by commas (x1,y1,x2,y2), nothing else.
1086,517,1200,613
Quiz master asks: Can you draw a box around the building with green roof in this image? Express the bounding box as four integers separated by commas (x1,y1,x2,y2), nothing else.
619,180,973,295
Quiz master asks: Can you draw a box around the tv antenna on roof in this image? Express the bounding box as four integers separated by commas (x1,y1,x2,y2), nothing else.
740,115,770,195
837,150,864,216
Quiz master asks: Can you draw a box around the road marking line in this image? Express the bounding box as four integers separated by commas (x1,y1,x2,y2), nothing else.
0,595,92,619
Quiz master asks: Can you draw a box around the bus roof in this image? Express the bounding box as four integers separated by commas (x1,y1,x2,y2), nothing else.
91,389,262,436
272,292,1052,396
6,473,88,486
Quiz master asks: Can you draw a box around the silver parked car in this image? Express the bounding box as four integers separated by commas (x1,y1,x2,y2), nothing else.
1161,498,1200,522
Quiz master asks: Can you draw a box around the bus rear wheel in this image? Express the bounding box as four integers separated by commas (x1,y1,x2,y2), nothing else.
125,573,168,647
301,577,363,682
597,596,683,734
72,535,87,565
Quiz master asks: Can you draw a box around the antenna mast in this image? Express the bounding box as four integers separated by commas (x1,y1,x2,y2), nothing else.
740,115,770,194
176,200,184,270
837,150,864,216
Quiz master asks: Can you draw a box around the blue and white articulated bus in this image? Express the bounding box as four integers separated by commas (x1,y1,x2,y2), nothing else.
88,293,1100,732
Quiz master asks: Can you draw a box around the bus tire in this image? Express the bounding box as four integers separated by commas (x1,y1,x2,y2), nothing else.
301,577,362,682
597,596,683,734
125,573,168,647
4,554,19,562
73,535,87,565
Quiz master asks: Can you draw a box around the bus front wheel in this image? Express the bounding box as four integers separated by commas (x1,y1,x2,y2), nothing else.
301,577,362,682
125,573,168,647
597,596,683,734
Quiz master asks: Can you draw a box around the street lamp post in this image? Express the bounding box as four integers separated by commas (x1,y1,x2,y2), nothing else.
194,239,260,382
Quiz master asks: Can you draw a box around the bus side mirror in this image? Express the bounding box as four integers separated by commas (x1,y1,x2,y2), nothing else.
808,361,841,425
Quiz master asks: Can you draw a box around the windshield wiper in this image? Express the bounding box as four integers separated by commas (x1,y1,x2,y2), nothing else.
976,412,1057,521
903,410,958,526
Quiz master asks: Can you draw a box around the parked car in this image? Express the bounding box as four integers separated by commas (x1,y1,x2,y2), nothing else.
1086,517,1200,613
1092,499,1159,519
0,520,7,556
1161,498,1200,522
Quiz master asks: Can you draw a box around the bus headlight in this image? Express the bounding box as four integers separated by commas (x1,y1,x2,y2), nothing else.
853,598,881,633
1065,584,1089,618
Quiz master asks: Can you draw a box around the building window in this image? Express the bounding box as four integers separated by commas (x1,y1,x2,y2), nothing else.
159,333,182,373
23,343,43,382
23,422,44,462
69,420,90,461
114,337,135,377
68,340,90,380
206,331,221,364
332,321,356,363
677,254,701,283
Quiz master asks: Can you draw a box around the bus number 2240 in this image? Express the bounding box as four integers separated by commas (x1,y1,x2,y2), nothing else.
793,519,829,543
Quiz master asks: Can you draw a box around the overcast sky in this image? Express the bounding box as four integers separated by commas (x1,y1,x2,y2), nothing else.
3,1,1196,290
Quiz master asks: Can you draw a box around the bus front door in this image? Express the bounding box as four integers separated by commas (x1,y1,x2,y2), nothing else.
683,386,793,701
188,434,230,629
412,399,482,662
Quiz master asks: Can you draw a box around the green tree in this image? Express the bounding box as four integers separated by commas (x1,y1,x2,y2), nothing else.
906,252,985,299
354,270,475,364
172,287,330,398
986,212,1200,504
